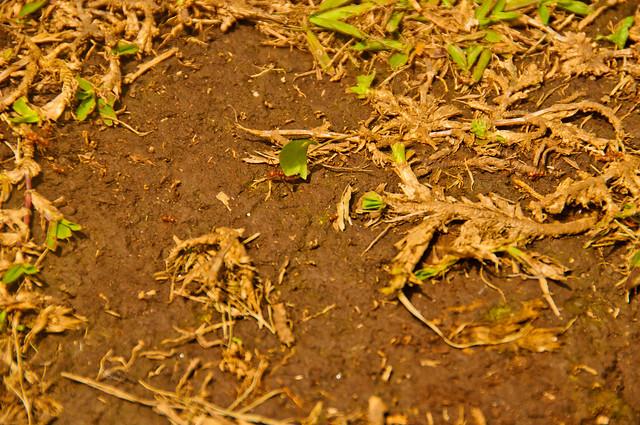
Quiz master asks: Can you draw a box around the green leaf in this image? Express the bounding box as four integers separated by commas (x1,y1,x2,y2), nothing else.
316,0,353,12
472,48,492,82
46,221,58,251
538,1,550,25
18,0,47,18
9,97,39,123
489,11,520,22
349,72,375,98
75,97,96,121
492,0,506,13
2,48,13,60
414,256,459,280
311,2,375,20
630,249,640,269
3,263,38,285
45,219,81,251
0,309,6,330
304,28,333,71
446,44,467,71
597,16,634,49
279,139,318,180
309,16,369,39
110,41,139,55
388,51,409,70
466,45,484,69
61,218,82,231
351,39,405,51
386,10,405,33
75,76,95,93
362,192,385,210
391,143,405,163
98,96,117,126
506,246,524,257
474,0,493,20
471,118,489,139
618,203,638,219
556,0,593,16
503,0,538,11
484,30,503,43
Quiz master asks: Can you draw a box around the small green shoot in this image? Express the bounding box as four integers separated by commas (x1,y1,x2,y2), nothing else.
98,94,117,126
471,118,489,139
316,0,354,13
446,44,468,71
362,192,385,211
391,143,406,163
75,77,96,121
538,1,551,25
310,2,375,21
618,203,638,219
74,77,117,125
304,27,334,71
386,10,405,33
472,48,492,82
9,97,39,123
279,139,318,180
475,0,520,27
596,16,634,50
484,30,503,43
45,218,82,251
630,249,640,270
351,39,405,52
556,0,593,16
309,15,369,39
18,0,48,18
466,45,484,69
110,41,139,55
349,72,375,98
536,0,592,25
414,256,459,280
389,50,409,70
0,309,6,332
3,263,38,285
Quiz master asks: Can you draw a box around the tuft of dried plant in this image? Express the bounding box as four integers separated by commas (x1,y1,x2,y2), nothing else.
157,227,273,333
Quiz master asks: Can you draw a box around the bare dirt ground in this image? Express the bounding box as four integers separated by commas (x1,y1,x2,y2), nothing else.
2,2,640,425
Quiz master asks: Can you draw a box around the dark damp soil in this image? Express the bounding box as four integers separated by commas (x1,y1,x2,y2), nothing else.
12,22,640,425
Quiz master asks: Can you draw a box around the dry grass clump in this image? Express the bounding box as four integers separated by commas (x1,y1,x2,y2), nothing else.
237,1,640,344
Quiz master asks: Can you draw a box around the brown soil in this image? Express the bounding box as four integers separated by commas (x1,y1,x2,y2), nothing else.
6,20,640,425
